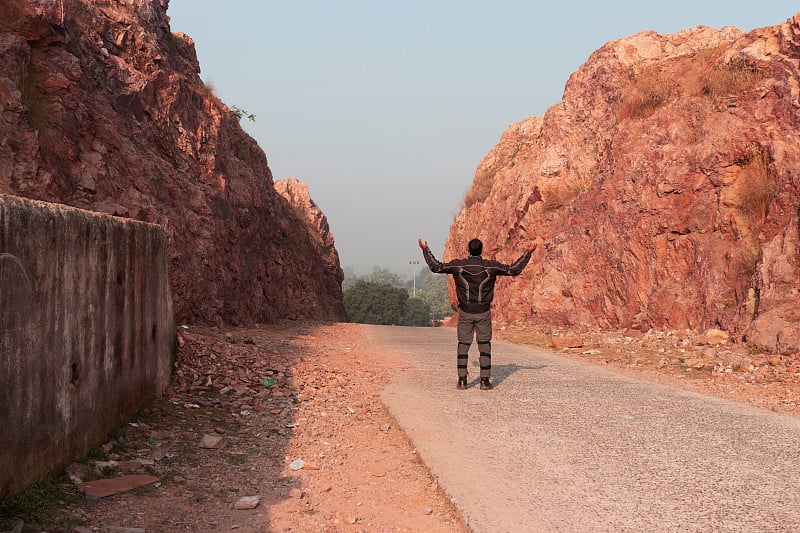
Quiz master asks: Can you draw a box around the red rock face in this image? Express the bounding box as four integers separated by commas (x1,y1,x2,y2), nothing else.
448,14,800,354
0,0,346,324
274,178,344,286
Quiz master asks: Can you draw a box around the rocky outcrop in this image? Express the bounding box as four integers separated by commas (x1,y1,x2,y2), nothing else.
275,177,344,288
448,13,800,354
0,0,346,324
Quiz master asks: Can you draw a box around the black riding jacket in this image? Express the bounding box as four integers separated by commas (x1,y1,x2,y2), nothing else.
422,247,531,313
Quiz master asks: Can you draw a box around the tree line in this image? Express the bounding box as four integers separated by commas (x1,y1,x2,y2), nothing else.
342,267,452,326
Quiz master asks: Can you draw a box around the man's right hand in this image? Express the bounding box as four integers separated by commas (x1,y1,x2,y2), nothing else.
418,238,429,250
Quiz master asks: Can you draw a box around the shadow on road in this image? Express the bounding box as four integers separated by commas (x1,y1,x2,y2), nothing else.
468,361,547,388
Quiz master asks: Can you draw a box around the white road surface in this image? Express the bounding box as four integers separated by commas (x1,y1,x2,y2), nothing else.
373,325,800,533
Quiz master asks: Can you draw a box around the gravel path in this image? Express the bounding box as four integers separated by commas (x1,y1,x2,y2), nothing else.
373,325,800,533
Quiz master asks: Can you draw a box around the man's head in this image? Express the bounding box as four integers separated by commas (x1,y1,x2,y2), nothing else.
468,238,483,256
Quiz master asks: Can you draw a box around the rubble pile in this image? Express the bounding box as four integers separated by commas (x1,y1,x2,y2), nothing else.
46,323,465,533
500,325,800,413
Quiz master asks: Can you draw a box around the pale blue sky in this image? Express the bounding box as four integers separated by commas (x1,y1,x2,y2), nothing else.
167,1,797,276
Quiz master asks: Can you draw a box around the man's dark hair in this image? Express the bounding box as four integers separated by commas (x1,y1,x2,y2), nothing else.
468,238,483,256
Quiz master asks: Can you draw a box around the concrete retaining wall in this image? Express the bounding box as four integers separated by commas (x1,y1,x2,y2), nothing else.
0,195,175,497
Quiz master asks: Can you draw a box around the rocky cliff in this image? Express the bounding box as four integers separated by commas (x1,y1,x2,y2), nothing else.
0,0,346,324
448,13,800,354
275,177,344,287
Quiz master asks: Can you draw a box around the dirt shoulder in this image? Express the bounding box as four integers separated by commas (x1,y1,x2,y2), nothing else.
496,324,800,417
26,322,467,533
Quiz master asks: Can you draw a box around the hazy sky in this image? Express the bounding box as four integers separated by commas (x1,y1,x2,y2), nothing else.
167,1,797,277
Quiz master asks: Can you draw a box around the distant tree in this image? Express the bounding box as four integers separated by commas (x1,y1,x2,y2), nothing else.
342,273,362,292
406,263,430,292
417,266,432,282
343,280,433,326
343,266,405,293
343,280,408,325
369,267,402,286
402,297,432,326
419,273,452,319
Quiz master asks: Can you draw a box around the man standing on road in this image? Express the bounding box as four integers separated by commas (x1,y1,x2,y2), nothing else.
418,237,538,390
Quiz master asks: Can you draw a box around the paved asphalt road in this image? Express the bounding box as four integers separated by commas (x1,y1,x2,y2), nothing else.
372,325,800,533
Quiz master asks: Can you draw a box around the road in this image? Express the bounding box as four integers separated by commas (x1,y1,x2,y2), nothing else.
372,325,800,533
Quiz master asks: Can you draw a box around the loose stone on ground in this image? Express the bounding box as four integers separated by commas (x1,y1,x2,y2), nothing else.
42,322,467,532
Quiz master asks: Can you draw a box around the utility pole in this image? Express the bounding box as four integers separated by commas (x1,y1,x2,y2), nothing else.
409,259,419,298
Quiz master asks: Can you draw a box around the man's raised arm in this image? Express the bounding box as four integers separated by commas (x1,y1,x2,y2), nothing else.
418,238,447,274
507,238,541,276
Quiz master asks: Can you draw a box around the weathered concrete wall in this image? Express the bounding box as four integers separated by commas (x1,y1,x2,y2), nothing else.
0,195,175,497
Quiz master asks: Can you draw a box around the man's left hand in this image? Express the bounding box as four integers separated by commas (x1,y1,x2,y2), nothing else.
526,237,543,254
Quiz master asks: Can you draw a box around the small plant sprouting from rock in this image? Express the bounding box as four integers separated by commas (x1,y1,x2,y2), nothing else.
617,66,676,120
462,169,495,208
733,146,778,226
191,81,255,123
702,55,760,103
230,105,256,123
194,79,216,99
